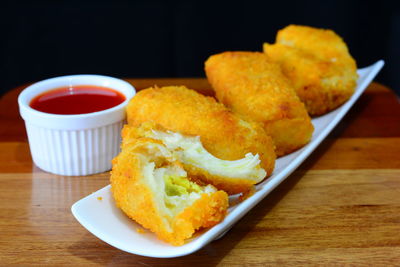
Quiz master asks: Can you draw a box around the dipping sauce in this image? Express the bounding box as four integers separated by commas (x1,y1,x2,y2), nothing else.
30,85,126,115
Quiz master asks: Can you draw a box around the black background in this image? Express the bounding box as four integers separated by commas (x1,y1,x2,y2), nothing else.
1,0,399,96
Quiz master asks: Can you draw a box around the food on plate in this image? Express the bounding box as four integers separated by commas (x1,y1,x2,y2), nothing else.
110,136,228,246
205,51,314,156
122,122,267,195
126,85,276,191
263,24,358,116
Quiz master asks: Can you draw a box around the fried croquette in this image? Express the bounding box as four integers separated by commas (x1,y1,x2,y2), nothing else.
263,25,358,116
126,86,276,186
110,138,229,246
205,51,314,156
122,122,267,195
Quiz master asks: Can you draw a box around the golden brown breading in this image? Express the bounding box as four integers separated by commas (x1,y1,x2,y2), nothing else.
121,122,267,195
110,138,228,246
264,25,358,116
126,85,276,180
205,51,314,156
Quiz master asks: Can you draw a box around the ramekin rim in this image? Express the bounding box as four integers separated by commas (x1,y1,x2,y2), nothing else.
18,74,136,120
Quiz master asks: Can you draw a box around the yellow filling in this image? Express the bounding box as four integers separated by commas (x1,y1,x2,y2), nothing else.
164,175,202,197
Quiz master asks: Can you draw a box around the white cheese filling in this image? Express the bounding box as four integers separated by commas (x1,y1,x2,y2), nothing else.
149,130,266,182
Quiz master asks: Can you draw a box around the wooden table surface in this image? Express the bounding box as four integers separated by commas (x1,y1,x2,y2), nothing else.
1,79,400,266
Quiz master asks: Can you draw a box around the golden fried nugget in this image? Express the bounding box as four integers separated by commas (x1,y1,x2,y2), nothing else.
205,51,314,156
264,25,358,116
122,122,267,195
126,86,276,188
110,138,228,246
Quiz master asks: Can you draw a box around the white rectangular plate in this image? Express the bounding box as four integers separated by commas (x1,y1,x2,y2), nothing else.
72,60,384,258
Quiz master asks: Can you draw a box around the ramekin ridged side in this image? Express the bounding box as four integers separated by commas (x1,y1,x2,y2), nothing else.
25,120,124,176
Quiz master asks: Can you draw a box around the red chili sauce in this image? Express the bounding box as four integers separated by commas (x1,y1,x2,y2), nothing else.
30,85,126,115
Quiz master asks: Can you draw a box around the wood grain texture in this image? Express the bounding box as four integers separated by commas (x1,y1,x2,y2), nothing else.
0,80,399,266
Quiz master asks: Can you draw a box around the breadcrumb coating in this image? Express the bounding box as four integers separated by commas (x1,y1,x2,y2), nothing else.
264,25,358,116
126,85,276,179
110,138,228,246
205,51,314,156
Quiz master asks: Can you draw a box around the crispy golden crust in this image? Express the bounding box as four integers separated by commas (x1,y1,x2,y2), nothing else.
264,25,358,116
110,142,167,242
120,122,165,149
205,51,314,156
173,190,228,236
110,139,228,246
275,25,353,60
126,85,276,176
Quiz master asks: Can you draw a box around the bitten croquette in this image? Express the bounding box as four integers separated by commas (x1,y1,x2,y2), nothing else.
110,137,229,246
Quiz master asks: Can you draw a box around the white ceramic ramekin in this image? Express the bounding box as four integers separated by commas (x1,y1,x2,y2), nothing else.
18,75,136,176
